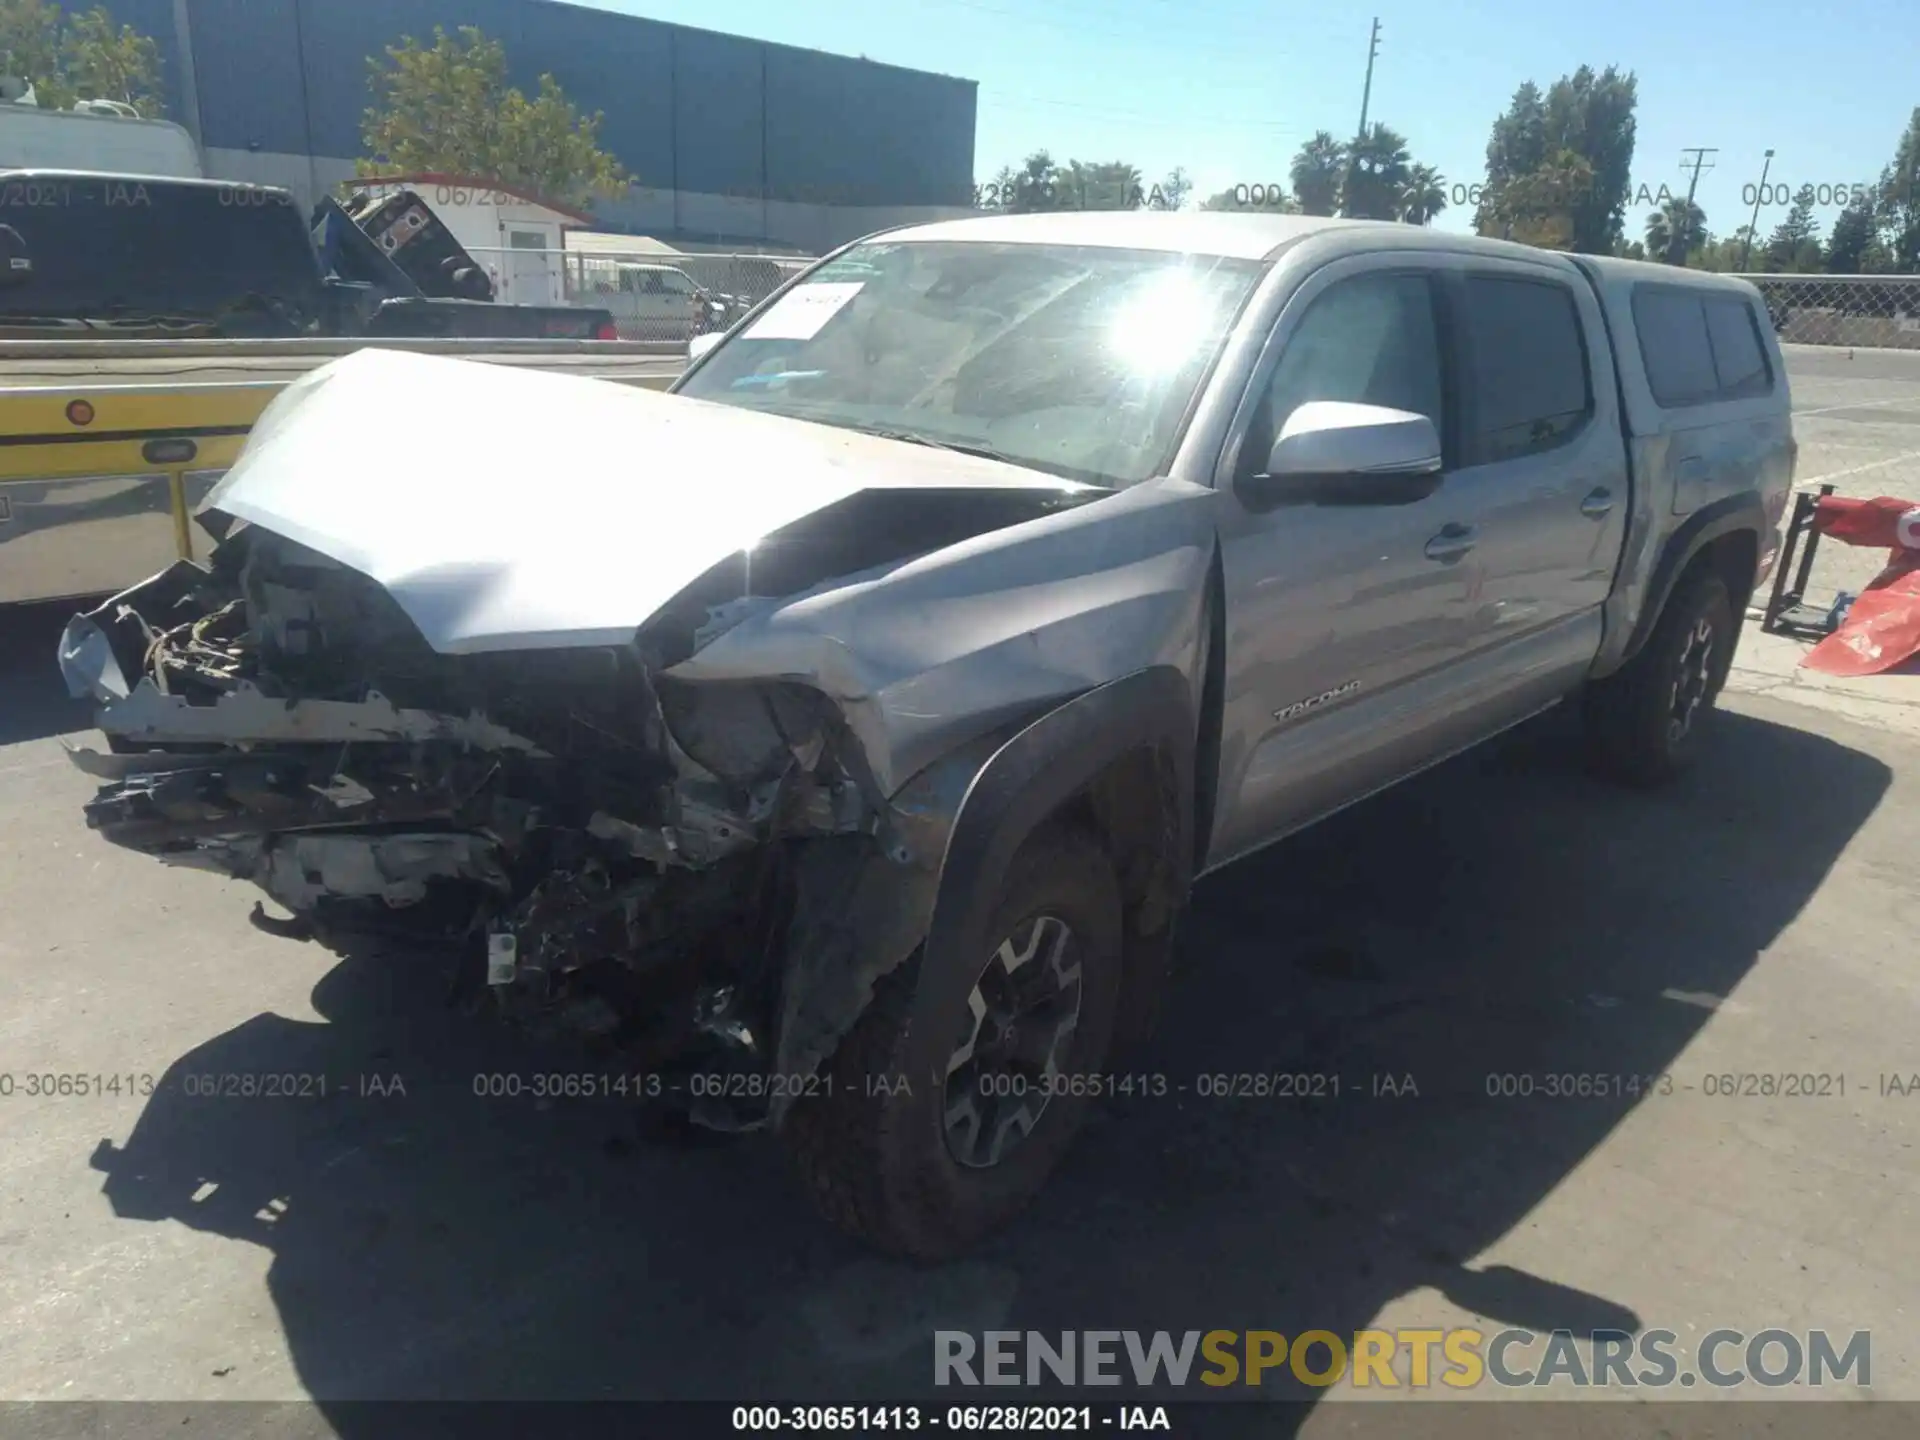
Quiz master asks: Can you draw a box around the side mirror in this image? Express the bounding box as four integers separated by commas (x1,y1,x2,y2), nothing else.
1237,400,1443,510
688,332,724,362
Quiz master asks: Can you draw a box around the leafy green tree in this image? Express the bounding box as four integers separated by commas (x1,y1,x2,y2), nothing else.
59,6,161,110
1482,148,1593,249
1761,185,1823,272
1644,196,1707,263
361,25,630,206
0,0,165,114
1476,81,1547,226
1476,65,1637,252
1695,228,1755,272
1874,106,1920,271
982,151,1061,212
0,0,64,95
1544,66,1637,251
1290,131,1347,216
1399,163,1447,225
1826,193,1886,273
1342,122,1411,220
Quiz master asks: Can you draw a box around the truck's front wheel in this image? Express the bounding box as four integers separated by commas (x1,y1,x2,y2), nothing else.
1584,568,1737,786
783,825,1123,1260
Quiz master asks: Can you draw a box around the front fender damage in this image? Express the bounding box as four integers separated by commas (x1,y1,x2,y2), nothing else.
61,477,1215,1135
766,729,1005,1127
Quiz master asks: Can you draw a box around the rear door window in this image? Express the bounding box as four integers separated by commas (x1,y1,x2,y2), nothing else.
1632,285,1772,408
1460,275,1593,464
1703,295,1772,397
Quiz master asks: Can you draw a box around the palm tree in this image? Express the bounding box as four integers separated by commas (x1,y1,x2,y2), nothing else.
1644,197,1707,263
1400,164,1447,225
1343,123,1412,220
1290,131,1348,216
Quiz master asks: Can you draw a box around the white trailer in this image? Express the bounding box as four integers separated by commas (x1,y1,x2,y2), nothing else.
0,99,202,178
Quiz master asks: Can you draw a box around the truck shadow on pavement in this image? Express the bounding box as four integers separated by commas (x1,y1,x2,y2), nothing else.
0,600,97,746
86,703,1890,1430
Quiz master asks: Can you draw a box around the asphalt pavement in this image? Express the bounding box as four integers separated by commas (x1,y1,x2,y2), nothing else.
1,349,1918,1435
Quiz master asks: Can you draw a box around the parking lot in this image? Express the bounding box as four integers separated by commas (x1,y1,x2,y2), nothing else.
1779,344,1920,602
0,349,1917,1434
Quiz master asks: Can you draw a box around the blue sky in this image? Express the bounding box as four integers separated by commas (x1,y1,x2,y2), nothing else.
595,0,1918,242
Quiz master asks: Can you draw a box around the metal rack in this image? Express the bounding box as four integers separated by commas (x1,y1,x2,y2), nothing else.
1761,483,1841,638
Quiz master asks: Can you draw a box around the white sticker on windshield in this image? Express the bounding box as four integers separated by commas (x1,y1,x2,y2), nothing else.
743,281,864,340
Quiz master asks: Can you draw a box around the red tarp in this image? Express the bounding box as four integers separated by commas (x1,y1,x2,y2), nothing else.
1801,495,1920,677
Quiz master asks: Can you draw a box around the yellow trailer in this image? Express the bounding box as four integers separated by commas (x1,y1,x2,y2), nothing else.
0,338,684,606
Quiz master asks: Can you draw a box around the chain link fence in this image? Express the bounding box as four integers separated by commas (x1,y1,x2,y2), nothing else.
1736,274,1920,352
464,246,814,343
1738,280,1920,614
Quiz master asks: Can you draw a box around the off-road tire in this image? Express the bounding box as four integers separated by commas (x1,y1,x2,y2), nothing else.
783,824,1124,1260
1584,568,1737,787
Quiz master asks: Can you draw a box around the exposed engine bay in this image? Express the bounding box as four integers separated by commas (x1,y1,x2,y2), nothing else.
59,524,973,1131
54,349,1223,1139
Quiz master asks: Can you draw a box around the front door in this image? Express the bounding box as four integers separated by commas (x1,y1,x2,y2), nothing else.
1208,258,1476,867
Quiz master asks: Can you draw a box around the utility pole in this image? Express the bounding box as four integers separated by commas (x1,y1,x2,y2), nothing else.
1669,146,1717,265
1341,18,1381,218
1739,149,1774,273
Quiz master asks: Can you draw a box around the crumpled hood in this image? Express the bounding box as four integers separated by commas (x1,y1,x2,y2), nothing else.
202,348,1090,654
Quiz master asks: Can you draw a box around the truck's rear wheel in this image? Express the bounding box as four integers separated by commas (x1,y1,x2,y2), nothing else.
783,825,1123,1260
1584,569,1736,786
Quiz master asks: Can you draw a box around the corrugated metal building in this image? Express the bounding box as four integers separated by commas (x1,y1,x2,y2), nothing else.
91,0,977,252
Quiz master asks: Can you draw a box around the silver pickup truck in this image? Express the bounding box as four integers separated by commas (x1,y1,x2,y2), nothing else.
59,213,1794,1259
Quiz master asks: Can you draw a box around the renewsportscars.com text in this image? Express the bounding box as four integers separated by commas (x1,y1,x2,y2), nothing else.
934,1328,1870,1390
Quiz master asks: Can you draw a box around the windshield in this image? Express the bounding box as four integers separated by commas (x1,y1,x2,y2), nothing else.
676,240,1263,488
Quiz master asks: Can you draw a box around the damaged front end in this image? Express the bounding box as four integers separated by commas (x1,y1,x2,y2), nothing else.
60,527,953,1130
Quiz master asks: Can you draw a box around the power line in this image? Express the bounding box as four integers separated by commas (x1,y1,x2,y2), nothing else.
1739,148,1775,272
1670,146,1717,263
1356,18,1381,141
1340,17,1381,219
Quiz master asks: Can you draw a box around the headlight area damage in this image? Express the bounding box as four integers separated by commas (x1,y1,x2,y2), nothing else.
58,528,983,1131
55,351,1219,1137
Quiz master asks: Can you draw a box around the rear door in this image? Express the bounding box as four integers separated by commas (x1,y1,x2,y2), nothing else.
1437,261,1630,705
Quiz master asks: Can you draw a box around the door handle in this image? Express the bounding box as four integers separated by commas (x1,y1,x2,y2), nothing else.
1580,486,1615,519
1424,523,1476,562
